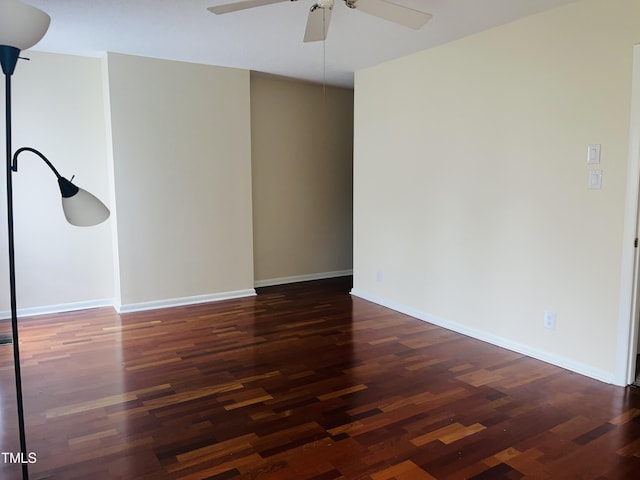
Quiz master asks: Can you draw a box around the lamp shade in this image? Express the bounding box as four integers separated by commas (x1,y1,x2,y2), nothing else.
61,187,110,227
0,0,50,51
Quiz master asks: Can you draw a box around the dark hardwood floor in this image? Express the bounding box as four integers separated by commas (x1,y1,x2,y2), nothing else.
2,277,640,479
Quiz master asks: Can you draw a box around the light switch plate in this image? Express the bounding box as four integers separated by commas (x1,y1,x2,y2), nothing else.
587,144,601,164
589,170,603,190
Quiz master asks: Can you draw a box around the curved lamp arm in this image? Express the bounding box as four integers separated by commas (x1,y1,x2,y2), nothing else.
12,147,110,226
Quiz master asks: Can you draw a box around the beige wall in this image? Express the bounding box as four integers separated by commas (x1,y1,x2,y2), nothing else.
353,0,640,383
0,51,352,315
105,53,254,309
251,73,353,285
0,51,114,314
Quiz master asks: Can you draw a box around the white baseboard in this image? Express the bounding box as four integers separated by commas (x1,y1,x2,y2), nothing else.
0,298,115,320
254,269,353,288
117,289,257,314
350,288,615,385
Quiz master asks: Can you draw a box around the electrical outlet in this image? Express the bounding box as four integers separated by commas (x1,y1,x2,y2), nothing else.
544,311,557,330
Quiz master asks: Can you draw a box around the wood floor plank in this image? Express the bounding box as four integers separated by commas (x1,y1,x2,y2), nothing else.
2,277,640,479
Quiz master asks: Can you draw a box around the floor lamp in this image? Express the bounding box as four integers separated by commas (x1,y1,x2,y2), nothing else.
0,2,111,479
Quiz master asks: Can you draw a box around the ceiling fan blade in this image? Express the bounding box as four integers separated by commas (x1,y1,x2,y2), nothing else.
303,5,333,43
208,0,289,15
353,0,432,29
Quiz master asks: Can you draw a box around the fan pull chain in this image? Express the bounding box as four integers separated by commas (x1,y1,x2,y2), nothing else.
322,7,328,165
322,7,327,102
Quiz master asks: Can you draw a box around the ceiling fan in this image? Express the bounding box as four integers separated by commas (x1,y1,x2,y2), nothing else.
207,0,432,42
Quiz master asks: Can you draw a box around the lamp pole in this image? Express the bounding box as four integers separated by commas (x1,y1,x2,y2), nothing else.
1,45,30,480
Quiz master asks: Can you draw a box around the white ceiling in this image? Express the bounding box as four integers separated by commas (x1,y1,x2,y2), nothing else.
26,0,578,88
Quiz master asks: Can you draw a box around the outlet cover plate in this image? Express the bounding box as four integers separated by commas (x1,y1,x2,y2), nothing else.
544,311,557,330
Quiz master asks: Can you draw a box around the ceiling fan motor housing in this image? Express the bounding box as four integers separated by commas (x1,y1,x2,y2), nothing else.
317,0,334,8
